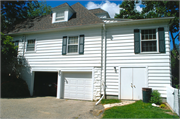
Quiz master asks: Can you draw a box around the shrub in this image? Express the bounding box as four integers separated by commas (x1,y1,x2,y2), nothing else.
150,90,162,105
160,104,166,108
1,78,30,98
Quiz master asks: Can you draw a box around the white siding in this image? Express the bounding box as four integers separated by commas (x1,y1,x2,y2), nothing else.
13,27,102,100
105,22,171,98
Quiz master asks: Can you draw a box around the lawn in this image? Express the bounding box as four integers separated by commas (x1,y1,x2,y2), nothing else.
101,99,121,104
102,100,179,118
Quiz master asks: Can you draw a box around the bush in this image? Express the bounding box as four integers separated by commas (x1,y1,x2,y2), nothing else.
160,104,166,108
150,90,162,105
1,78,30,98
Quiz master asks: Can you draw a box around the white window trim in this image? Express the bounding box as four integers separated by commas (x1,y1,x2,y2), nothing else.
140,28,159,53
67,36,79,54
25,39,37,52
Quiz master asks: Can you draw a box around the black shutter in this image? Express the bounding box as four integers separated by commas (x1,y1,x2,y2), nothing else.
62,36,67,55
79,35,84,54
158,27,165,53
134,29,140,54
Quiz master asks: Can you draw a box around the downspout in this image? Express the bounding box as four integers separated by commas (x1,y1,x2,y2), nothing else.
96,23,106,105
22,35,26,58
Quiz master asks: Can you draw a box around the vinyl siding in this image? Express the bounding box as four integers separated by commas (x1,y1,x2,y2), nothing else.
104,22,171,98
14,27,102,69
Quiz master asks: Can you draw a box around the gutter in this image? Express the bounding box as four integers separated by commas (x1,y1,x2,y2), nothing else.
96,23,106,105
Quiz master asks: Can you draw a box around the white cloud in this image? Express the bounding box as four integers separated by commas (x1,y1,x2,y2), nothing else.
86,0,120,18
135,0,142,12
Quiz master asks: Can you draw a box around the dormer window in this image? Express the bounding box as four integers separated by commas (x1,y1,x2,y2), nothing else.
56,12,64,21
52,3,75,24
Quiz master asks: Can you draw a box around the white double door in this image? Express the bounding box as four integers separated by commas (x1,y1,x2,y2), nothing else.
120,67,146,100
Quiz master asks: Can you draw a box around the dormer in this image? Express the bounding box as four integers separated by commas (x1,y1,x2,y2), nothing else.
52,3,75,23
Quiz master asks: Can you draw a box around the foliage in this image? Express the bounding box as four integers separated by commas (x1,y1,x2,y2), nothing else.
1,32,19,80
101,99,121,104
1,78,30,98
115,1,144,19
27,1,51,18
160,104,166,108
115,1,179,60
1,0,51,32
171,45,179,88
103,100,178,118
150,90,162,105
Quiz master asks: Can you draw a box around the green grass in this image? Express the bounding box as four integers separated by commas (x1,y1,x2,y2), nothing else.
103,100,179,118
101,99,121,104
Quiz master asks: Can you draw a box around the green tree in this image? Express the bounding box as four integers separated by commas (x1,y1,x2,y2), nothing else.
1,0,51,33
1,33,18,80
27,1,51,18
115,0,144,19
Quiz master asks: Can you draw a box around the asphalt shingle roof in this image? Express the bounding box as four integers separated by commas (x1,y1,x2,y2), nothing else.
52,2,70,9
89,8,108,14
6,2,104,34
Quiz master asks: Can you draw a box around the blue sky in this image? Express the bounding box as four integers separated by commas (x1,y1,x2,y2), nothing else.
43,0,178,50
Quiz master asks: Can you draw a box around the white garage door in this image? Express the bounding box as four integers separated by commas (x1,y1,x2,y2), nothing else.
63,72,92,100
120,67,147,100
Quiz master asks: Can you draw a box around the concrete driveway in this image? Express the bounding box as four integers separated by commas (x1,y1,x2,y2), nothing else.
0,96,104,118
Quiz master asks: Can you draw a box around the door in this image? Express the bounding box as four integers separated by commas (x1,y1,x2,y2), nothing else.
63,72,92,100
120,67,146,100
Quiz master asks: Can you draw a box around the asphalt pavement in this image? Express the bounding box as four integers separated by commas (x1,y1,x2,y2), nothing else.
0,96,104,119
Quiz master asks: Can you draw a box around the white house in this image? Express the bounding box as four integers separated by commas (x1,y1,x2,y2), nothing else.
6,2,173,101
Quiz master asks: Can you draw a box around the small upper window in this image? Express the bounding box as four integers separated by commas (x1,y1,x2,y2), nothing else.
68,36,78,53
27,39,35,51
56,12,64,21
141,29,157,52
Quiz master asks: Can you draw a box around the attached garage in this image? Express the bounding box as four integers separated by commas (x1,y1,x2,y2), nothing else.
62,72,93,100
33,72,58,96
120,66,147,100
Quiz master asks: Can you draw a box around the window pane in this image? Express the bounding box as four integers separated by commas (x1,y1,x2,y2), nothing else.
142,41,156,52
56,12,64,17
56,17,64,21
27,40,35,51
68,45,78,53
141,29,156,40
68,37,78,44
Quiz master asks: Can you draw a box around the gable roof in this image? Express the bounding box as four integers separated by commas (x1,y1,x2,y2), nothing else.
5,2,103,34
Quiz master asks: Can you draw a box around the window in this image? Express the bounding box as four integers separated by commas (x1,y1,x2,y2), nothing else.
68,36,78,53
134,27,165,54
27,39,35,51
141,29,157,52
56,12,64,21
62,35,84,55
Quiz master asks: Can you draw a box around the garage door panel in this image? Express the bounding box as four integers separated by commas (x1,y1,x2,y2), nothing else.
64,72,92,100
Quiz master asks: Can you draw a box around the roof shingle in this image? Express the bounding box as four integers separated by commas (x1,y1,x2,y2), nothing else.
6,2,103,34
